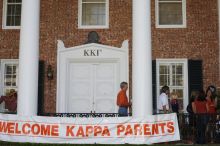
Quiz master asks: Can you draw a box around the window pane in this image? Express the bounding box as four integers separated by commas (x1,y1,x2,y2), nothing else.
12,65,17,74
6,16,12,26
172,75,183,86
12,76,17,86
176,64,183,74
5,65,12,74
5,74,12,79
160,75,170,86
159,65,170,86
159,3,183,25
5,75,12,86
159,65,169,74
7,5,14,15
5,82,12,86
15,5,21,15
177,75,183,86
12,75,17,79
171,64,183,86
82,1,106,26
14,16,21,26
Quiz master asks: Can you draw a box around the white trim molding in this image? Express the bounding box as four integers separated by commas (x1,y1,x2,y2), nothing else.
155,0,187,28
156,58,188,112
78,0,109,29
56,40,129,113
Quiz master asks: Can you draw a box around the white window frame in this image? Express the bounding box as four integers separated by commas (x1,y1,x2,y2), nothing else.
0,59,18,112
156,59,188,112
155,0,187,28
0,59,19,94
2,0,21,29
78,0,109,29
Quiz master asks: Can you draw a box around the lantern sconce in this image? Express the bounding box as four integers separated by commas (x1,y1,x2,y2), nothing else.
47,65,53,80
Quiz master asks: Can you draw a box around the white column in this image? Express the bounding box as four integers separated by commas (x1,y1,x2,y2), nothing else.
17,0,40,116
132,0,152,117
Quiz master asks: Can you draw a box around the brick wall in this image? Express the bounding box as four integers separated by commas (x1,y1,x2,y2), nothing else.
0,0,20,59
0,0,219,112
152,0,219,90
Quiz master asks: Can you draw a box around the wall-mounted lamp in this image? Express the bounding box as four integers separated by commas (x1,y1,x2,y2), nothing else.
47,65,53,80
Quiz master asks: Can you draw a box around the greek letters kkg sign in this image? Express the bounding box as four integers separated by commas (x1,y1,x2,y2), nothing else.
0,113,180,144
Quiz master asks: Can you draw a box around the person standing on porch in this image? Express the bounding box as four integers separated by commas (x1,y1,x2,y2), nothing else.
117,82,131,117
0,89,17,112
205,85,217,113
192,89,207,144
158,86,170,114
170,92,179,114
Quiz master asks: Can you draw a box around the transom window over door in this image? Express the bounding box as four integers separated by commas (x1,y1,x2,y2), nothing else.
157,59,188,111
155,0,186,28
3,0,22,29
78,0,109,29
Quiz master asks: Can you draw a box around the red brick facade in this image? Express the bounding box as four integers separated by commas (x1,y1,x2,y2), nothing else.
0,0,219,112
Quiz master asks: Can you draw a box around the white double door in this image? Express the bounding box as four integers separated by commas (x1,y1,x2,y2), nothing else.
67,61,118,113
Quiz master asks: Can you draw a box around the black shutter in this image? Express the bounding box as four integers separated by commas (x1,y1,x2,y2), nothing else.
38,61,45,115
152,60,157,114
188,60,203,100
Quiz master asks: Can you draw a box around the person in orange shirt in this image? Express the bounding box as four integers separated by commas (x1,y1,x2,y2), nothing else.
117,82,131,117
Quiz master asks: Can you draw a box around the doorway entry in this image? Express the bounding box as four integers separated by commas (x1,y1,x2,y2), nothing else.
57,40,129,113
67,62,118,113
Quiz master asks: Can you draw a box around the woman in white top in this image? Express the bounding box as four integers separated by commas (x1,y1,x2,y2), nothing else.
158,85,170,114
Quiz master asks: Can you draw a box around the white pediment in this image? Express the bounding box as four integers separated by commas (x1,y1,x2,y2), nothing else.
57,40,129,59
